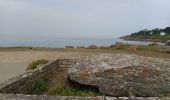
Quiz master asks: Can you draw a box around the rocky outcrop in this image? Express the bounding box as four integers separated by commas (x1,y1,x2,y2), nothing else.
68,54,170,97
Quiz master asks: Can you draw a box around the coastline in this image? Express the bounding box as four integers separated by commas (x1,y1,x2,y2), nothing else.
0,37,158,48
120,36,166,43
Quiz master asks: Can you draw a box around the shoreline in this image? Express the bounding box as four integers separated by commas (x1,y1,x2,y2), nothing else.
0,37,161,48
120,36,166,43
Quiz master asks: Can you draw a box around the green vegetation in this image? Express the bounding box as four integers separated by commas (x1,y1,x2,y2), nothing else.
122,27,170,42
33,80,47,94
124,35,170,42
87,44,98,49
148,43,157,46
131,27,170,36
27,59,48,70
106,42,170,54
139,45,159,51
50,85,102,97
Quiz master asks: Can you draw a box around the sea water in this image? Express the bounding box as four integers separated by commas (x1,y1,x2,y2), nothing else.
0,37,161,48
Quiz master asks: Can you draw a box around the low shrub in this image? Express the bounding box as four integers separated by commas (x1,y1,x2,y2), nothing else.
139,45,159,52
110,44,115,48
51,85,101,97
114,45,127,49
148,43,157,46
115,42,124,45
27,59,48,70
164,48,170,54
65,46,74,48
113,42,130,49
87,44,98,49
166,51,170,54
34,80,47,94
77,46,86,49
127,45,141,51
100,46,109,49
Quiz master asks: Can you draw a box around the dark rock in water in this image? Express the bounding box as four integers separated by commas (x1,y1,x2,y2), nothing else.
68,54,170,97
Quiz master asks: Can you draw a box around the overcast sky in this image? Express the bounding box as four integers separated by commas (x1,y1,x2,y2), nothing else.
0,0,170,39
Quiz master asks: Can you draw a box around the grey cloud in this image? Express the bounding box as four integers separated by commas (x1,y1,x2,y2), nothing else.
0,0,170,39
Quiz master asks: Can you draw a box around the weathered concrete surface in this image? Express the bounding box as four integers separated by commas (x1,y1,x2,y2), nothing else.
0,94,169,100
68,54,170,97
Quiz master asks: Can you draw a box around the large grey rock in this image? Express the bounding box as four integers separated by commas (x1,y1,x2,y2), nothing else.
68,54,170,97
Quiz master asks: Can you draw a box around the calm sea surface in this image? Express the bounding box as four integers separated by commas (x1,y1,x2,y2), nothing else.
0,37,162,48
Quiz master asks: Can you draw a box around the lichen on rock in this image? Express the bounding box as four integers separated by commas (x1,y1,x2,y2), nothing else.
68,54,170,97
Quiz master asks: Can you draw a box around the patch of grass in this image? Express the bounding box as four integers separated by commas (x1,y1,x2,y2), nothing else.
27,59,48,70
51,85,102,97
160,92,170,97
165,51,170,54
148,43,158,46
163,48,170,54
33,80,47,95
138,45,159,51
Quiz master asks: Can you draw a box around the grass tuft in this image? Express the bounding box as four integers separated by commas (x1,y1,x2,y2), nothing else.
51,85,102,97
27,59,48,70
33,80,47,94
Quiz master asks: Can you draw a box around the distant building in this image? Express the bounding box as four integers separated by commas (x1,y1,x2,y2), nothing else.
149,32,153,35
160,32,166,36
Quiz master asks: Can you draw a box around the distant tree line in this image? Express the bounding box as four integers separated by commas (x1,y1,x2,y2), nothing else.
131,27,170,36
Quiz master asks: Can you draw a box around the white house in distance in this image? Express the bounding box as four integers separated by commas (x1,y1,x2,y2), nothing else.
149,32,153,35
160,32,166,36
